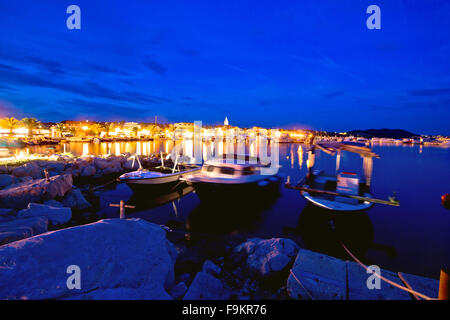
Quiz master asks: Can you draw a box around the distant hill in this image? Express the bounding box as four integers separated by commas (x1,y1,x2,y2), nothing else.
347,129,418,139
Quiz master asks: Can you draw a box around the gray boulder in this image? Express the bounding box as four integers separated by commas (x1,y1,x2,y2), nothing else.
0,174,73,209
0,216,48,245
0,208,15,217
0,208,15,222
17,203,72,226
287,249,347,300
81,165,96,177
0,218,175,300
234,238,299,278
183,272,231,300
12,162,43,179
202,259,221,277
61,188,91,210
0,174,17,188
170,282,188,300
43,200,64,208
93,158,110,170
123,158,140,170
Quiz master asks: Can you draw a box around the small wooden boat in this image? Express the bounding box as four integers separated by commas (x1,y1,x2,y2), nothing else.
300,170,374,211
118,155,201,193
286,142,399,212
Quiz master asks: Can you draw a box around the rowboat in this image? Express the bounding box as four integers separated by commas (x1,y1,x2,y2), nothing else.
118,154,201,193
286,142,399,212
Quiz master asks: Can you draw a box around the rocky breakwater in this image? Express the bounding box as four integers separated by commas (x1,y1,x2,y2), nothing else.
0,168,83,244
0,174,73,209
0,155,163,245
0,174,74,245
0,218,177,300
170,237,299,300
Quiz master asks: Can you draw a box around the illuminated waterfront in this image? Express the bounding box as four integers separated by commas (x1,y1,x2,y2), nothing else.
60,140,450,280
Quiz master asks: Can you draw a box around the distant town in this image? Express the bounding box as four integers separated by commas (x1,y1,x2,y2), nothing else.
0,116,449,147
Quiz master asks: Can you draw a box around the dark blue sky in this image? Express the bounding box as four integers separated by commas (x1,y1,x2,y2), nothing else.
0,0,449,134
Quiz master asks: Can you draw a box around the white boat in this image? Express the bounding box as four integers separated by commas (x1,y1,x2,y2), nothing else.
118,155,201,193
182,154,281,199
301,170,373,211
287,142,399,212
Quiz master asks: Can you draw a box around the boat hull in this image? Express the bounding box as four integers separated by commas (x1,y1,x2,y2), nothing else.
191,176,281,200
126,180,183,194
120,167,201,194
301,189,373,211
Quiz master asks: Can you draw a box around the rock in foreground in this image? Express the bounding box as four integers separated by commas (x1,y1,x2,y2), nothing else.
0,218,175,300
0,216,48,245
234,238,299,278
183,272,231,300
17,203,72,226
0,174,73,209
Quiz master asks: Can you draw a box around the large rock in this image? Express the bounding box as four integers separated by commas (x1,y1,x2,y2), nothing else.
12,162,43,179
0,208,15,217
170,282,188,300
0,174,17,188
81,165,96,177
61,189,91,210
0,174,73,209
234,238,299,278
0,216,48,245
17,203,72,226
44,162,66,177
347,261,411,300
0,218,175,300
287,249,347,300
123,158,140,170
183,272,231,300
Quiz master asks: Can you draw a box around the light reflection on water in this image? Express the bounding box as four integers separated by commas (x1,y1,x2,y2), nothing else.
12,141,450,279
16,139,273,163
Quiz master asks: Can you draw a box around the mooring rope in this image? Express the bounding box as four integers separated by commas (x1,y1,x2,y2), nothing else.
340,241,437,300
289,269,314,300
89,178,118,191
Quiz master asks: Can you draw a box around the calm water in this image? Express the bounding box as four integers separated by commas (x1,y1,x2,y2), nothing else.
18,141,450,279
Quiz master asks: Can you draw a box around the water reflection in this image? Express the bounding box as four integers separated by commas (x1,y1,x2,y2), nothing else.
293,203,396,263
186,187,281,236
128,185,195,211
46,141,449,278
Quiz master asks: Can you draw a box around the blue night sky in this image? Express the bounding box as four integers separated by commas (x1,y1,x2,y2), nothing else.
0,0,449,134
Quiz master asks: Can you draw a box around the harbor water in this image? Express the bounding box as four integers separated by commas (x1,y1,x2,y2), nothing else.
11,140,450,279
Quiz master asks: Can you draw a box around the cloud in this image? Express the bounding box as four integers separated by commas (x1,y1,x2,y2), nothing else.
56,98,155,121
0,67,171,105
142,59,167,75
24,56,65,75
0,63,20,71
322,90,346,98
178,48,200,57
84,63,131,76
225,64,249,73
408,88,450,96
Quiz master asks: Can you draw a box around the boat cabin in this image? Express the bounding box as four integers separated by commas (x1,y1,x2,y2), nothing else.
202,162,261,178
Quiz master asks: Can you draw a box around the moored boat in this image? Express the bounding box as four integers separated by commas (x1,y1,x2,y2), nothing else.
118,156,201,193
286,142,399,212
182,154,281,199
